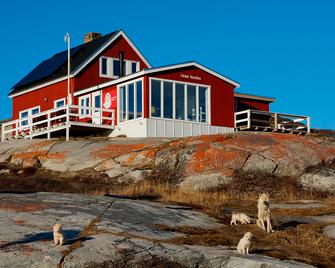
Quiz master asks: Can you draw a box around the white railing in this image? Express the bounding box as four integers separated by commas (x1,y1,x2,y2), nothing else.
1,105,115,142
235,109,310,134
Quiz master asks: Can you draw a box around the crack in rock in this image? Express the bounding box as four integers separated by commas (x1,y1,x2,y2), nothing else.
57,200,116,268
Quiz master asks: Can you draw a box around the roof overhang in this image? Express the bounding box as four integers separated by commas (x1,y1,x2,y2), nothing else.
234,92,276,103
9,30,152,98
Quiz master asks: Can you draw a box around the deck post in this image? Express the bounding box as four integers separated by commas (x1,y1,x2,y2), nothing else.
1,124,4,142
15,122,19,139
274,113,278,131
66,106,70,141
307,116,311,134
247,110,251,129
29,117,33,139
47,111,51,140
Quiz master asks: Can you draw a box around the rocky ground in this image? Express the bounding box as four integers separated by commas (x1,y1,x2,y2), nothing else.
0,192,316,268
0,132,335,267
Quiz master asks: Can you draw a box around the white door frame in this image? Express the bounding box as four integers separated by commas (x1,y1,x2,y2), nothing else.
92,91,102,124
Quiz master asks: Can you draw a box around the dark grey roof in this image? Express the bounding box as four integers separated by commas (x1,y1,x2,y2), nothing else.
9,30,120,96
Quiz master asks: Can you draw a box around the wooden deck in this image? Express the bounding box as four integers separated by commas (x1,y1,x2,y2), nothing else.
234,109,310,134
1,105,115,142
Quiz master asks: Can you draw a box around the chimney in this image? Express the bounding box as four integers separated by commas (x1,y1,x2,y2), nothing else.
84,32,102,43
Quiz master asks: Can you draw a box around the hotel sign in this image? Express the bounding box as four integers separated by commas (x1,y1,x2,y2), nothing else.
181,74,202,81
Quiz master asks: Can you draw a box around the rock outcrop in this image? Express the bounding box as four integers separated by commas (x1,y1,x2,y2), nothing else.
0,133,334,192
0,192,314,268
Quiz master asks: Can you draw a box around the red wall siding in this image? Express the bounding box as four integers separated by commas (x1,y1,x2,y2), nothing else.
12,79,70,119
74,35,149,91
145,67,236,127
235,98,270,112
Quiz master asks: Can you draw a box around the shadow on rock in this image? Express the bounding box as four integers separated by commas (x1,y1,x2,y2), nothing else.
0,229,89,248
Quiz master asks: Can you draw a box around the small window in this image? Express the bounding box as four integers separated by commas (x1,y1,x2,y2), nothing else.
128,83,135,120
175,83,185,120
119,86,127,122
163,81,173,119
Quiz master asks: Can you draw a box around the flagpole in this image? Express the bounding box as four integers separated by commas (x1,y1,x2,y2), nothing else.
65,33,71,105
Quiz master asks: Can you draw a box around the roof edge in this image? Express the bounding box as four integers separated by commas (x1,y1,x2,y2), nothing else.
235,92,276,103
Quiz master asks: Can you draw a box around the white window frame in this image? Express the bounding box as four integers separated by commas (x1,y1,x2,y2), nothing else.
78,94,91,118
99,56,140,78
149,77,211,124
19,106,41,128
99,56,110,78
54,98,66,108
117,77,144,124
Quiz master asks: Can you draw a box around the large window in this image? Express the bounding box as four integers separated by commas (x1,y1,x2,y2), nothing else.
100,57,139,78
150,79,209,123
187,85,197,121
163,82,173,119
136,80,142,118
175,84,185,120
120,86,127,121
199,87,208,122
151,80,161,117
118,79,143,123
19,106,40,127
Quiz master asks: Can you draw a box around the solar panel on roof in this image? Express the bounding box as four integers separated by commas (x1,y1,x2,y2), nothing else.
12,46,82,89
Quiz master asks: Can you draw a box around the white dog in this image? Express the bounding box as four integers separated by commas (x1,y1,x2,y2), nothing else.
237,232,252,255
53,223,65,246
256,193,273,233
230,212,251,225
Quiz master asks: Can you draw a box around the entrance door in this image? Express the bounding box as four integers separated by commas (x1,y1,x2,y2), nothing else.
92,92,102,124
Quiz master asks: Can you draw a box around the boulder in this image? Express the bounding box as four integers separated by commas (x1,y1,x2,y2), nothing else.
300,166,335,192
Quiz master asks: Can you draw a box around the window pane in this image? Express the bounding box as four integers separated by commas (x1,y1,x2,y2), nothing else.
80,99,85,115
113,60,120,77
136,81,142,118
56,100,65,108
31,108,40,115
187,85,196,121
132,62,138,73
199,87,207,122
86,97,90,115
120,86,126,122
95,95,101,108
128,83,134,120
163,81,173,119
101,58,107,75
175,83,185,120
151,80,161,117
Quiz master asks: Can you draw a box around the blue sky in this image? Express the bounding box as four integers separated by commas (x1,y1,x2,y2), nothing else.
0,0,334,129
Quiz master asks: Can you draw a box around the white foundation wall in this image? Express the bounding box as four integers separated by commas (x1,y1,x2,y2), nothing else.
110,118,234,138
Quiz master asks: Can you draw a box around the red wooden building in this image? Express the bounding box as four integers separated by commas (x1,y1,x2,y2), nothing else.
2,30,309,141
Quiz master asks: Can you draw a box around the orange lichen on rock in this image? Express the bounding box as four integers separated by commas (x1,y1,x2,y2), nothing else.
11,150,49,168
186,142,248,176
45,152,67,164
28,140,57,150
90,144,147,159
